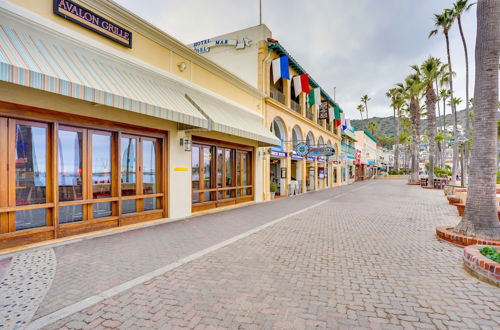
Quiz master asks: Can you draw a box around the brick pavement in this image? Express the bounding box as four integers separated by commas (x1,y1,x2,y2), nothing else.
40,180,500,329
31,182,366,322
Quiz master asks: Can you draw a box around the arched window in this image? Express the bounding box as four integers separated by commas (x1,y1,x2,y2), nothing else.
306,132,314,147
292,126,302,148
318,136,324,147
270,117,287,144
326,140,332,147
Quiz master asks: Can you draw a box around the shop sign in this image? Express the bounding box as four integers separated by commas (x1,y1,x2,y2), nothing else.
270,149,287,158
318,100,329,120
54,0,132,48
306,156,315,162
291,153,304,160
192,38,252,54
295,143,309,156
317,157,326,163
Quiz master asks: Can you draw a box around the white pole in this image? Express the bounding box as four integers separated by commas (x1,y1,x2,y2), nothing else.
259,0,262,25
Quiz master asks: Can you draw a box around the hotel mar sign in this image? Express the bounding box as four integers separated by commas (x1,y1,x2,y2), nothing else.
53,0,132,48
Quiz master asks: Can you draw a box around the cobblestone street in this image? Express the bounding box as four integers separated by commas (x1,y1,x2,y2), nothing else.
3,180,500,329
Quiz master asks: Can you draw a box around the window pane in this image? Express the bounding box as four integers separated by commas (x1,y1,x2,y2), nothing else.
192,192,200,204
122,199,136,214
58,129,83,202
236,152,241,188
143,197,156,211
16,209,46,230
242,153,249,186
143,140,157,195
59,205,83,224
15,124,47,205
121,138,136,196
203,147,212,189
217,149,223,188
92,134,112,199
192,146,200,191
225,149,233,187
204,192,213,202
93,202,112,219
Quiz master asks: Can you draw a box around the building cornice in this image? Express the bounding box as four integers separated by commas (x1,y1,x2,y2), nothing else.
79,0,264,99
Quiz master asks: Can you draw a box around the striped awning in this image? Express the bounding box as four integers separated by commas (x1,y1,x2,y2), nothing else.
0,22,208,129
0,4,279,146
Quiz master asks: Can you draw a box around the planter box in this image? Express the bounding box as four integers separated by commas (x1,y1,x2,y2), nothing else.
463,245,500,286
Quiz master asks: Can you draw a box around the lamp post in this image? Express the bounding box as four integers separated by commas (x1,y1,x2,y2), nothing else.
457,135,468,188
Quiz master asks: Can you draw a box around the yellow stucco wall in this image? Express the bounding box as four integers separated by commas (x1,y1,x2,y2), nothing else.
8,0,260,113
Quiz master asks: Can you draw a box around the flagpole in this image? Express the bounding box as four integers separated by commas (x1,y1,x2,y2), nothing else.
259,0,262,25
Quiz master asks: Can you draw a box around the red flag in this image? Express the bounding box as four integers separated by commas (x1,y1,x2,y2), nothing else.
300,74,310,94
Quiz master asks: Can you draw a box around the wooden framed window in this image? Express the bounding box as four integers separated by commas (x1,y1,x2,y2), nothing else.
191,138,253,212
0,103,167,248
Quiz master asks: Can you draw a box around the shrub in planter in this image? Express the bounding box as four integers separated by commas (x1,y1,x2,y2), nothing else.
480,246,500,263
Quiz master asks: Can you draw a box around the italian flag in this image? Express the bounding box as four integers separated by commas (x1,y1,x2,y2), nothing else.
308,87,321,108
334,105,341,127
292,74,310,97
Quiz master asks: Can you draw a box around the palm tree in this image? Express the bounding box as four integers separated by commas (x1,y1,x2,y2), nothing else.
386,88,404,170
429,9,459,185
360,95,371,119
357,104,365,120
452,0,476,185
455,0,500,240
367,121,378,136
398,73,423,184
418,57,440,187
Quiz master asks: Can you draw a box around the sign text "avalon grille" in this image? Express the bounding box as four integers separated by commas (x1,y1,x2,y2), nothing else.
53,0,132,48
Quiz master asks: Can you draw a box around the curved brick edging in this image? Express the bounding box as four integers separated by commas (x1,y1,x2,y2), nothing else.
463,245,500,286
435,226,500,247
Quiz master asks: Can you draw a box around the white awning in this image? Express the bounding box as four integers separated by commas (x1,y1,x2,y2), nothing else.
0,2,279,146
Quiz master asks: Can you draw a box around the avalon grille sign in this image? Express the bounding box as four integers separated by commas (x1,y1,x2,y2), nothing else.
54,0,132,48
318,100,329,120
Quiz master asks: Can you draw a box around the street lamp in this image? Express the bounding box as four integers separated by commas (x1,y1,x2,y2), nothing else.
457,135,468,188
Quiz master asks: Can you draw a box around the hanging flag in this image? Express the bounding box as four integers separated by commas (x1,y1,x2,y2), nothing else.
328,107,334,122
346,118,351,131
292,74,310,97
271,56,290,84
308,87,321,107
318,100,329,120
334,105,341,127
341,112,347,130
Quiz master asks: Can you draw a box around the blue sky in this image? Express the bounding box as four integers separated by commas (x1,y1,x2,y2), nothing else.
115,0,476,121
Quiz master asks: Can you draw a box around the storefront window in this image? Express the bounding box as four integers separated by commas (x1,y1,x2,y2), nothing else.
15,123,47,230
121,137,137,196
192,145,200,203
92,133,112,219
143,139,156,195
203,146,213,202
58,129,83,199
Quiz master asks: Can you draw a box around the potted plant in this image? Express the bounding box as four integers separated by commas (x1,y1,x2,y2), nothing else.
270,181,278,200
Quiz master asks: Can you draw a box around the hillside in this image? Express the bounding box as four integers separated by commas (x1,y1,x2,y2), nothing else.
351,109,470,139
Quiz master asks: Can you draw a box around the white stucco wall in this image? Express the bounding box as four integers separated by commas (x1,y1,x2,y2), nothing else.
188,25,272,88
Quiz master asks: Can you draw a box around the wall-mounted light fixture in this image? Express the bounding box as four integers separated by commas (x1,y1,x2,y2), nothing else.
177,62,187,72
180,137,192,151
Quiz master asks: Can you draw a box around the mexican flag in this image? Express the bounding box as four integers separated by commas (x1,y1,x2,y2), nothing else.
334,105,341,127
308,87,321,108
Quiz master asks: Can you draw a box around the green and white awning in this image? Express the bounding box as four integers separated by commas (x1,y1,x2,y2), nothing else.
0,3,279,146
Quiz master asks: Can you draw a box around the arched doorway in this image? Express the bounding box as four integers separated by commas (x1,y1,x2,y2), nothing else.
270,117,287,197
290,126,303,195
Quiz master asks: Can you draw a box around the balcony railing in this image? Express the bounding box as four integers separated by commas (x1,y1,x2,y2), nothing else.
341,141,356,156
270,86,285,104
306,108,314,121
290,99,301,113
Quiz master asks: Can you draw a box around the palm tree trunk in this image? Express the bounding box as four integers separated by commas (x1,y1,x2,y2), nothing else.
444,32,459,185
409,97,420,184
426,84,437,187
434,80,442,167
364,101,369,119
456,0,500,240
394,106,400,170
457,15,471,186
441,96,447,168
